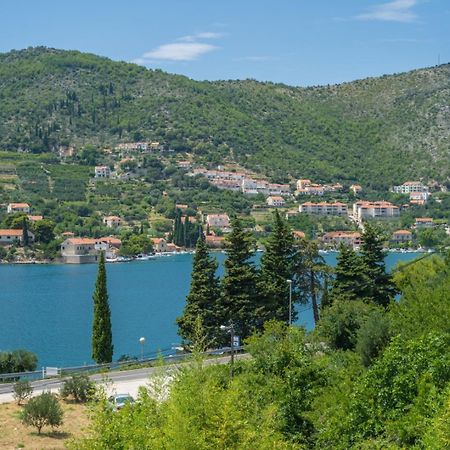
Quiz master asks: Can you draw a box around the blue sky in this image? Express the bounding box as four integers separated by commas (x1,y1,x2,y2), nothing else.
1,0,449,86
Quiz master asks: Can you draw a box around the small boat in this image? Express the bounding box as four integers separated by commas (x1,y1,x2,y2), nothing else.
135,254,154,261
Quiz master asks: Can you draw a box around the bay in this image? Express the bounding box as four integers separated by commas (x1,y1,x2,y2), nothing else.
0,251,421,368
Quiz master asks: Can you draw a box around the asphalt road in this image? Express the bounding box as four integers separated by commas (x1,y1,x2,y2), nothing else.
0,354,248,403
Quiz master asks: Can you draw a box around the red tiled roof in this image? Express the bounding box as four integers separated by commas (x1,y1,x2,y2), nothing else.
0,229,22,236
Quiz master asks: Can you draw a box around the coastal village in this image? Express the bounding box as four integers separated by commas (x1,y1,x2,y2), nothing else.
1,141,449,263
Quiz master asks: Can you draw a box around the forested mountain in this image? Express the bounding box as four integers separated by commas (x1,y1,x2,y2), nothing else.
1,46,449,189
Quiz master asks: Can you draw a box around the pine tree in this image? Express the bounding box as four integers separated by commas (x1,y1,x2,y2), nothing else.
330,244,368,303
360,223,397,307
177,233,221,347
258,210,297,324
221,218,259,341
92,252,113,363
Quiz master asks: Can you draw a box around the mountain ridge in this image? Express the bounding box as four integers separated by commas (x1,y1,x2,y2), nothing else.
0,46,449,189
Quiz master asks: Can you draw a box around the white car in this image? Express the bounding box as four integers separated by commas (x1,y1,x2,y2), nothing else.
108,394,135,411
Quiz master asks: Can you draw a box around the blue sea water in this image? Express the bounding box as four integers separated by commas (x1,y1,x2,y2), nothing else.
0,252,421,367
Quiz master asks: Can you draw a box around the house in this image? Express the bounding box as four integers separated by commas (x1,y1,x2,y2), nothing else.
391,230,413,245
205,235,225,248
353,201,399,220
350,184,363,195
103,215,122,228
299,202,348,216
393,181,428,194
166,243,181,253
175,204,189,212
206,214,231,231
151,238,168,253
409,191,429,204
94,166,111,178
293,230,306,240
0,229,35,246
61,231,75,238
27,215,43,222
285,209,298,219
266,196,285,207
415,217,434,229
100,237,122,249
322,231,362,249
60,238,100,263
296,179,312,190
7,203,30,214
177,160,192,169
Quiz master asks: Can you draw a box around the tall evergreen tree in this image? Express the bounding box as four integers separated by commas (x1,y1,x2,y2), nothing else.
221,218,259,341
258,210,297,324
92,252,113,363
360,223,397,307
177,233,221,347
330,244,368,303
22,217,29,247
295,239,329,324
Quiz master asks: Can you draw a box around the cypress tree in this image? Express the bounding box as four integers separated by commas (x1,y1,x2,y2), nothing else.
22,217,29,247
221,218,259,341
177,233,221,347
360,223,397,307
258,210,297,324
330,244,368,303
92,252,113,363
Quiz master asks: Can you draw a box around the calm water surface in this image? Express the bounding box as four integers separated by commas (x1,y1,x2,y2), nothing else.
0,252,421,367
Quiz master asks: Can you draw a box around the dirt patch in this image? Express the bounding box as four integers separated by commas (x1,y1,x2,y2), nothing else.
0,399,90,449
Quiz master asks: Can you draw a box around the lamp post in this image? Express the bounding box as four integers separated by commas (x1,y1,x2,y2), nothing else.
139,337,146,360
286,279,293,325
220,323,236,378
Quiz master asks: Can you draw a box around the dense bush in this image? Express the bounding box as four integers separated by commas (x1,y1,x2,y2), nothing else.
21,392,63,434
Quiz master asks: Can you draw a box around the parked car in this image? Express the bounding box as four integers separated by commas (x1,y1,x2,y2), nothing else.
108,393,135,411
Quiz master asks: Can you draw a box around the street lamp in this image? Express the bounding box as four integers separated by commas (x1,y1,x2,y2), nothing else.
220,323,236,378
286,279,293,326
139,337,146,360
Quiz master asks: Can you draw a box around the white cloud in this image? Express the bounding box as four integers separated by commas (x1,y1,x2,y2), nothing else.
356,0,418,23
143,42,217,61
178,32,224,42
134,31,222,64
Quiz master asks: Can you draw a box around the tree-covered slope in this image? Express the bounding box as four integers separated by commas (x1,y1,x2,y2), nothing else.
1,46,449,189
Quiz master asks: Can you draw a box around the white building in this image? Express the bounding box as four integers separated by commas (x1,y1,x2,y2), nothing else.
415,217,434,229
0,229,35,246
7,203,31,214
353,201,399,220
393,181,428,194
299,202,348,216
321,231,362,249
94,166,111,178
103,215,122,228
266,196,285,207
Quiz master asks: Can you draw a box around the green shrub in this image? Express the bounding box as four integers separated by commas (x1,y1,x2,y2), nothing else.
13,380,33,405
21,392,63,434
60,374,96,403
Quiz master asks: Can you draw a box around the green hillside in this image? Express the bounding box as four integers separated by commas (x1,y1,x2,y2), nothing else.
1,46,449,189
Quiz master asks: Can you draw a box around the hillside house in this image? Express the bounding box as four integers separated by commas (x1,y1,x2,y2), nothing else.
103,215,122,228
7,203,30,214
293,230,306,240
266,196,285,207
393,181,428,194
206,214,231,231
322,231,362,249
299,202,348,216
415,217,434,229
391,230,413,245
27,215,43,222
0,229,35,246
94,166,111,178
409,191,429,204
350,184,363,195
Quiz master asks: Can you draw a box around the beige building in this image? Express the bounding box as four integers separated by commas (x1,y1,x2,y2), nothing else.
322,231,362,248
266,196,285,207
0,229,35,246
151,238,168,253
103,215,122,228
94,166,111,178
300,201,348,216
60,237,121,263
350,184,363,195
415,217,434,229
206,214,231,231
7,203,30,214
205,235,225,248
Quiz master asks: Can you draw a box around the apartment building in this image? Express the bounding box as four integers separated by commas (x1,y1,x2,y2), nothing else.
393,181,428,194
353,201,399,220
321,231,362,248
299,202,348,216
